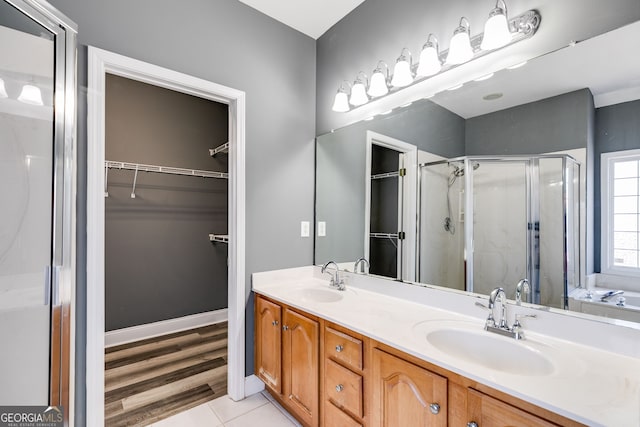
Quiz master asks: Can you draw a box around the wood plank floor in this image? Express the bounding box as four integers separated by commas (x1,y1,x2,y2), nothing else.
105,322,228,426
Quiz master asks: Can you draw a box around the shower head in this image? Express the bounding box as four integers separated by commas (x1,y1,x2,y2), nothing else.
450,162,480,177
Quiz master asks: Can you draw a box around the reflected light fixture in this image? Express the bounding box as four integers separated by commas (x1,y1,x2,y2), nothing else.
481,0,512,50
416,34,442,77
474,72,495,81
507,60,528,69
350,72,369,106
445,17,473,65
0,78,7,98
331,81,351,112
368,61,390,97
390,48,414,87
18,84,43,106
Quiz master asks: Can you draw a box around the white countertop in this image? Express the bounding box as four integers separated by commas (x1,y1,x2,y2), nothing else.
252,266,640,427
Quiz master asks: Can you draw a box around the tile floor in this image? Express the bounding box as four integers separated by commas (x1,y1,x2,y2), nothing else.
150,390,302,427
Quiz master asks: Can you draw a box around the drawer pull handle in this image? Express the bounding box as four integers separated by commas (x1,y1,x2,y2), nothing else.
282,325,289,331
335,345,344,353
429,403,440,415
335,384,344,392
467,422,478,427
272,320,278,326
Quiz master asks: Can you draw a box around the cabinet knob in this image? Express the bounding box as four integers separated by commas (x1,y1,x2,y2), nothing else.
335,345,344,353
282,325,289,331
335,384,344,392
467,422,478,427
272,320,279,326
429,403,440,415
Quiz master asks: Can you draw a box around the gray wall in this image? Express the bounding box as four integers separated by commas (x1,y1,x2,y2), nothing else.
316,0,640,134
105,74,229,331
594,100,640,271
48,0,316,423
465,89,593,155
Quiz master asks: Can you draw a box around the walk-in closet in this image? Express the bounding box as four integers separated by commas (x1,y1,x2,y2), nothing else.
102,74,230,425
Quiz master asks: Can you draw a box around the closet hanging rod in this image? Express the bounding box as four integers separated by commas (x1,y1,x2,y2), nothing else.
209,142,229,157
105,160,228,179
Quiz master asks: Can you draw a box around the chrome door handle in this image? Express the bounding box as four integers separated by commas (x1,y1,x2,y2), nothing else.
272,320,279,326
467,422,479,427
335,345,344,352
429,403,440,415
282,325,289,331
335,384,344,392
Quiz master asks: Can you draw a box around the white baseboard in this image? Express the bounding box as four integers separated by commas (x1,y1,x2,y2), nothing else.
105,309,228,348
244,374,265,397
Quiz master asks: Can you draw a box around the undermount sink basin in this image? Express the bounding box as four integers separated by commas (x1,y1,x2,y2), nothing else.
414,321,555,376
291,286,354,303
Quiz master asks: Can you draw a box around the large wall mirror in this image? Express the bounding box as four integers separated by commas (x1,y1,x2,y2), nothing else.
315,19,640,325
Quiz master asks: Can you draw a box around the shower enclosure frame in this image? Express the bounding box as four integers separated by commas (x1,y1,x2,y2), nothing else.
418,154,580,308
3,0,77,420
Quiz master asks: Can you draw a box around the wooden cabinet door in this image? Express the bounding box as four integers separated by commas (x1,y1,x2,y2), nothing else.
467,389,558,427
371,349,447,427
255,296,282,393
283,308,319,427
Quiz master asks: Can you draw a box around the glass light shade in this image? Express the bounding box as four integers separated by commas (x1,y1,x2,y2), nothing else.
18,84,43,106
332,91,350,112
349,82,368,106
368,71,389,97
446,30,474,65
0,78,7,98
416,45,442,77
481,12,511,50
391,59,413,87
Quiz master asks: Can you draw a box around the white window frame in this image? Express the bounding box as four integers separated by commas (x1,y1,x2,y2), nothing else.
601,149,640,278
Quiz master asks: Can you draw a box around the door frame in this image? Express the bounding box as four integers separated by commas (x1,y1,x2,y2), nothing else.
86,47,246,425
364,131,417,281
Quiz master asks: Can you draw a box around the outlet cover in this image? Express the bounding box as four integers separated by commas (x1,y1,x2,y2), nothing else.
301,221,310,237
318,221,326,237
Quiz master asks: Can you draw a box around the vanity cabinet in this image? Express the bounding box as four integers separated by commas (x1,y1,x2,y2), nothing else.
371,349,447,427
255,295,320,427
466,388,558,427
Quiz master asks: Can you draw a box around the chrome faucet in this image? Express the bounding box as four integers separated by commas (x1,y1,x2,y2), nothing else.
321,261,345,291
515,278,530,305
600,290,624,302
478,286,536,340
353,257,369,274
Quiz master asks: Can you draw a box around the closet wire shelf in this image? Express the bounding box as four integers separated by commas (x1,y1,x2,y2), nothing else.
209,142,229,157
105,160,228,179
370,233,399,239
371,171,399,180
209,234,229,243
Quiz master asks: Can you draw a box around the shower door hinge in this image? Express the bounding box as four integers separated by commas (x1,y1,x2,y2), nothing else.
398,231,406,240
399,168,406,177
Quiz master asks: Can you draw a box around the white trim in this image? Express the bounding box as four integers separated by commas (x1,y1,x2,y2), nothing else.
364,131,417,281
244,374,266,396
87,47,246,426
105,309,228,348
601,149,640,280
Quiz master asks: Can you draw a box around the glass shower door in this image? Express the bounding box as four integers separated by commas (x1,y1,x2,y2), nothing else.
0,0,62,406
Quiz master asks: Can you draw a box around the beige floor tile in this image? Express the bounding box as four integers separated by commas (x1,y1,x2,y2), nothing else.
207,392,268,422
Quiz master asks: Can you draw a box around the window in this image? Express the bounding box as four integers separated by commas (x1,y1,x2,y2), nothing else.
602,149,640,276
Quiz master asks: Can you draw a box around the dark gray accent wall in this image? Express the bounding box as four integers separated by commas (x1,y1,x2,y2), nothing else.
316,0,640,134
105,74,228,331
465,89,593,155
594,100,640,271
48,1,316,423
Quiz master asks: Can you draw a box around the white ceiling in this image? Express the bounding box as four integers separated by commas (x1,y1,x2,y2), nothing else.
236,0,366,39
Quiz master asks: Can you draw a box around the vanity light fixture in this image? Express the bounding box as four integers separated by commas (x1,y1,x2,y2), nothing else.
331,3,540,114
474,72,495,81
18,83,43,106
447,83,465,91
331,81,351,112
0,78,8,98
390,48,414,87
507,60,528,69
349,72,369,106
368,61,390,97
445,18,473,65
416,34,442,77
481,0,512,50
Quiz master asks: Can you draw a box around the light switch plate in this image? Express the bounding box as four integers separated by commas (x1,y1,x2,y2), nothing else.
301,221,310,237
318,221,326,237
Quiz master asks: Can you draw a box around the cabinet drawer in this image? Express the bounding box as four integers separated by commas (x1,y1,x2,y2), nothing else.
325,401,362,427
326,326,363,370
326,359,363,418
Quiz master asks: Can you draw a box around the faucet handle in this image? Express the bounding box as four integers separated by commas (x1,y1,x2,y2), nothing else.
515,313,537,321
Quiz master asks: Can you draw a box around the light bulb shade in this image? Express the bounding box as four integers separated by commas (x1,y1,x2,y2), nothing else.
481,12,511,50
391,59,413,87
368,71,389,97
446,30,473,65
18,84,43,105
0,78,8,99
332,91,350,112
417,45,442,77
349,82,368,106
